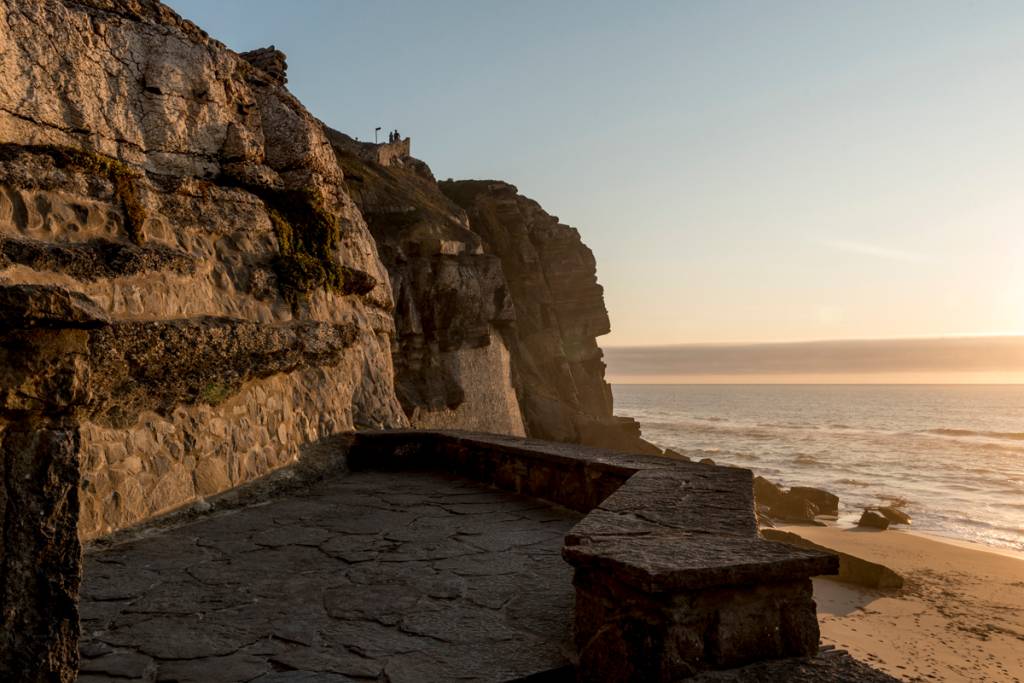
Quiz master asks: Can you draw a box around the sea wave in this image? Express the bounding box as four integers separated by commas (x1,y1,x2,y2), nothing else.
922,428,1024,441
757,422,818,430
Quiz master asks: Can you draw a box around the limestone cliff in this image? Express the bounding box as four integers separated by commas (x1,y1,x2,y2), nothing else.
440,181,654,453
0,0,408,540
329,135,653,453
328,130,525,436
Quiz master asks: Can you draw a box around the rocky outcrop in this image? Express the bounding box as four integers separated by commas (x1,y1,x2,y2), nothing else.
329,134,657,453
329,129,525,435
876,506,911,525
754,476,838,524
858,510,891,530
239,46,287,86
789,487,839,517
440,180,656,453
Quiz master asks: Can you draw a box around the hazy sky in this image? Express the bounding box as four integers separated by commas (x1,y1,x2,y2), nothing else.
170,0,1024,347
604,337,1024,384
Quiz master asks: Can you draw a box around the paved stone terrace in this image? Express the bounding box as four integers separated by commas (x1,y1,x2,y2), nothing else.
77,471,579,682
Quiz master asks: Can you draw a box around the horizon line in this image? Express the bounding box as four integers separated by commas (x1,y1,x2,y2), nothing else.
609,381,1024,386
603,333,1024,350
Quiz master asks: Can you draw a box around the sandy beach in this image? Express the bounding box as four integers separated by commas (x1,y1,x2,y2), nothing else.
778,525,1024,682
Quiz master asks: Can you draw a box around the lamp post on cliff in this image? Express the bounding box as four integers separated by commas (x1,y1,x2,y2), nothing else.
375,126,381,144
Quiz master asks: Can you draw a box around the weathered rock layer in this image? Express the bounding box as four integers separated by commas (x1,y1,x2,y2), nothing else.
441,180,655,453
0,0,410,547
331,131,655,453
330,129,525,436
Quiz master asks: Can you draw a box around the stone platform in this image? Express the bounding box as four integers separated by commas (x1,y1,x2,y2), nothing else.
78,470,579,682
66,430,872,682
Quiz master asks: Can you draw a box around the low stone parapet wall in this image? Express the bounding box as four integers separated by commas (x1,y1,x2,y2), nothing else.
347,430,839,681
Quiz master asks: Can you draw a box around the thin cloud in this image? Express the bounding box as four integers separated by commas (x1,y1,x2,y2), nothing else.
604,336,1024,378
821,239,934,263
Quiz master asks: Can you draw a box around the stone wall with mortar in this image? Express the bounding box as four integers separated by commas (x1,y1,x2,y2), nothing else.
76,361,398,539
330,131,412,168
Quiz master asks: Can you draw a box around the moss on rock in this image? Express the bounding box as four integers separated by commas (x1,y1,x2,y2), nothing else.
223,183,376,305
0,143,147,244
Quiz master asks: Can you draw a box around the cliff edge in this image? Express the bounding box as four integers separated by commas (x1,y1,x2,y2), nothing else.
329,132,655,454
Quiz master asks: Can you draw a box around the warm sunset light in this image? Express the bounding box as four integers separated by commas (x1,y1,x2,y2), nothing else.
2,1,1021,681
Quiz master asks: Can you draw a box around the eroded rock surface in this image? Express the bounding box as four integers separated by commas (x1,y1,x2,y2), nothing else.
329,130,524,436
78,470,578,683
0,0,409,544
441,180,656,453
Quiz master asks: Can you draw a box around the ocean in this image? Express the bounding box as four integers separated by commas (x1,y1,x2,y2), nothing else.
613,384,1024,553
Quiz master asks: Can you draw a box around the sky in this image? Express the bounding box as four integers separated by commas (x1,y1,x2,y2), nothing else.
169,1,1024,358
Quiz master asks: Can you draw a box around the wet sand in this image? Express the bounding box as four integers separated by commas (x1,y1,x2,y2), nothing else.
778,525,1024,682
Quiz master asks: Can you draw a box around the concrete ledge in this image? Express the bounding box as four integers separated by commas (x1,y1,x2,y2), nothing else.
347,430,839,680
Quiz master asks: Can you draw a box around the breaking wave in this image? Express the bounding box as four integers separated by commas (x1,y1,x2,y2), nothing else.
922,428,1024,441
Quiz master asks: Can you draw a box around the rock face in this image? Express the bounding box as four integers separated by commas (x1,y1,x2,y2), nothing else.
329,132,655,453
328,130,525,436
0,0,409,548
0,421,81,682
440,180,656,453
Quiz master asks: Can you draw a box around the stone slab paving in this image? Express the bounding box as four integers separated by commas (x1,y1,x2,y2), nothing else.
77,471,579,683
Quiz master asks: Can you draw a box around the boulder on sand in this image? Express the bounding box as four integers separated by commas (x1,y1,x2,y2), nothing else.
858,510,890,530
876,506,911,525
769,494,821,524
753,475,786,508
788,486,839,517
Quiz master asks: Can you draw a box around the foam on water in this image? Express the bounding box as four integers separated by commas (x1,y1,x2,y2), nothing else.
614,384,1024,553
